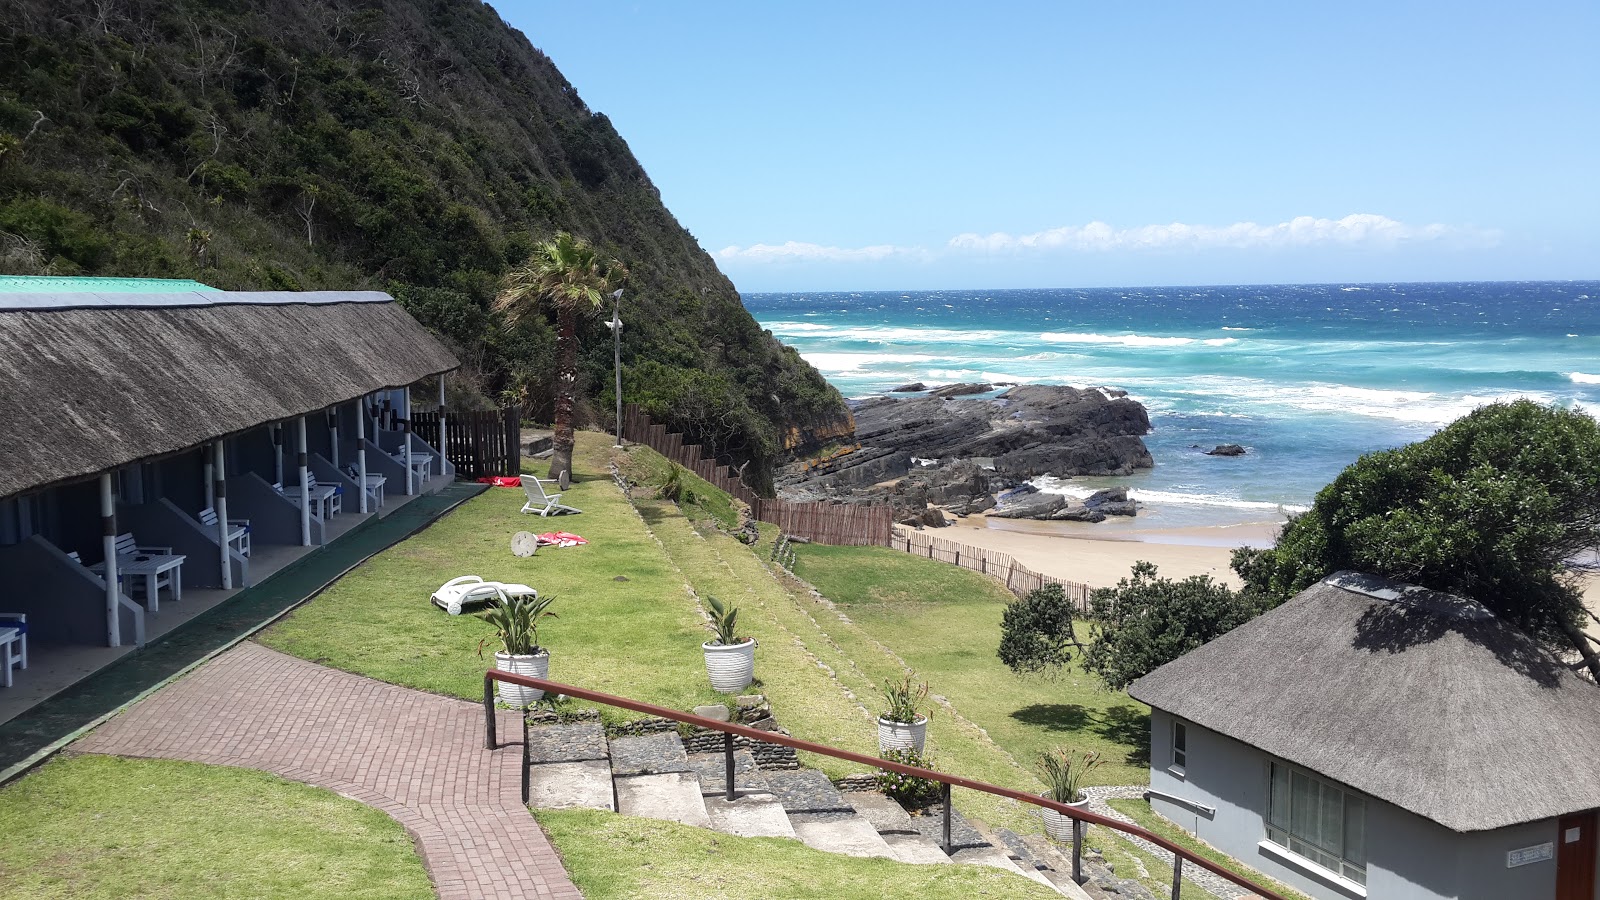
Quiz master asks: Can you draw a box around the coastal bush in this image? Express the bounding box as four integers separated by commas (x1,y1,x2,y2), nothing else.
1234,400,1600,679
998,566,1259,690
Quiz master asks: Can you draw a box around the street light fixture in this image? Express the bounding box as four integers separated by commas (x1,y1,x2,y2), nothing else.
606,288,624,448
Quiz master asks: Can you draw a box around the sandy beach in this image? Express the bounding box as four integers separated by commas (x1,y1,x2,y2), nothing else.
940,513,1600,617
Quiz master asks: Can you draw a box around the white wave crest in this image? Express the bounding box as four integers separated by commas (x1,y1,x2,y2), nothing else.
800,352,938,374
1039,331,1236,348
1028,477,1308,513
1569,372,1600,384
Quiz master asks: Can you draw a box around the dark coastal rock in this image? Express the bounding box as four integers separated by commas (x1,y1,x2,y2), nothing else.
897,506,951,528
989,495,1066,519
1050,505,1107,523
928,382,994,398
889,382,928,393
1206,444,1247,456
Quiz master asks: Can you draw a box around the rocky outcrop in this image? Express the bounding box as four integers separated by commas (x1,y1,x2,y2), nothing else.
778,384,1152,523
889,382,928,393
1205,443,1247,456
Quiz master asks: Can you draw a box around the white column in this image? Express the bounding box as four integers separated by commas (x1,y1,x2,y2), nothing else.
356,399,369,514
437,375,448,474
100,474,120,648
203,446,214,509
297,416,311,546
273,424,284,485
213,440,233,590
402,389,414,495
329,410,340,469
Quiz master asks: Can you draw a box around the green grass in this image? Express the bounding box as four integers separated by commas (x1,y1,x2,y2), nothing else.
615,444,741,531
1106,798,1313,900
0,755,431,900
537,808,1061,899
259,433,729,725
791,544,1151,787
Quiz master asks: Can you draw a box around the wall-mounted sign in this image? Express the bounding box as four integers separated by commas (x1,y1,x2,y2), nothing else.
1507,843,1553,868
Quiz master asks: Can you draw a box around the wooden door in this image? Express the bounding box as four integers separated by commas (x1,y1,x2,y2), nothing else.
1557,811,1597,900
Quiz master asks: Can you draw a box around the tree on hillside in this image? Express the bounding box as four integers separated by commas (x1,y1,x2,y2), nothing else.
998,566,1261,689
1233,400,1600,680
496,232,627,487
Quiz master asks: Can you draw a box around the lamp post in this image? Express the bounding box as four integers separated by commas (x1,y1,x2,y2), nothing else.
605,288,625,448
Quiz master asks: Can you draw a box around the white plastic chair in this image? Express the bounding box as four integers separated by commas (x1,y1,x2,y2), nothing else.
430,575,538,615
519,475,581,517
0,612,26,682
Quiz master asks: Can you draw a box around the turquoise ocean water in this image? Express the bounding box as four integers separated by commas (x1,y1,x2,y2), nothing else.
745,282,1600,528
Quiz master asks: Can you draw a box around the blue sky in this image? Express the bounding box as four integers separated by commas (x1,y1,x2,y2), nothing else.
499,2,1598,291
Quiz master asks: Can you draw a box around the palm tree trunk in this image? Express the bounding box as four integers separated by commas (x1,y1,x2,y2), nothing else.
549,306,578,488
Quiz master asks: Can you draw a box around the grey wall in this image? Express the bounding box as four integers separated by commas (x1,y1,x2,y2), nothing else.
1147,711,1571,900
117,498,247,589
227,472,321,546
0,536,142,646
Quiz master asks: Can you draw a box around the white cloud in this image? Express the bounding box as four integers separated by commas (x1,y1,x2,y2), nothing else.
714,240,923,263
947,214,1498,254
718,215,1499,266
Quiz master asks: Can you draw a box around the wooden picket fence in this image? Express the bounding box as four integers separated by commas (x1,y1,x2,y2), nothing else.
411,409,521,480
891,528,1094,608
620,404,893,546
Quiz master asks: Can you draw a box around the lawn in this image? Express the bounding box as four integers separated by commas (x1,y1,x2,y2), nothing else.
0,755,431,900
537,808,1060,899
791,543,1151,787
259,433,729,724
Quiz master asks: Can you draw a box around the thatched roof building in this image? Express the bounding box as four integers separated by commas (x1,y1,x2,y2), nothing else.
0,284,458,501
1129,571,1600,833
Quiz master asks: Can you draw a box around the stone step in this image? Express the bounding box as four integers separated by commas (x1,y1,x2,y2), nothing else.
762,768,856,815
608,732,691,776
844,790,951,865
704,792,798,839
525,722,614,811
685,749,770,797
614,771,712,829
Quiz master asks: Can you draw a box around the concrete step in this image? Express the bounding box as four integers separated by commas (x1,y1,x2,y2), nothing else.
685,748,770,797
844,790,951,865
608,732,691,776
615,771,713,828
704,792,798,839
789,812,896,859
525,722,615,811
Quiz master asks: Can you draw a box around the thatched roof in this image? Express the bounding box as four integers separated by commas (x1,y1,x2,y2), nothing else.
1129,572,1600,832
0,290,458,501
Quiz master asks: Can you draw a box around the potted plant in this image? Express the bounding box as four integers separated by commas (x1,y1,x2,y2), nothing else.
477,591,557,709
877,675,931,754
702,595,755,692
1037,747,1103,841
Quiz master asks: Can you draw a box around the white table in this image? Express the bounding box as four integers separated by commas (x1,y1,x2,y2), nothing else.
94,553,186,613
284,484,339,521
391,452,433,485
362,474,387,508
0,627,17,688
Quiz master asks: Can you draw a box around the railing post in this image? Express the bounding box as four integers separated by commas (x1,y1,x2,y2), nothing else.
1171,856,1183,900
724,732,736,802
941,782,952,853
484,674,497,749
1072,817,1083,883
521,713,530,806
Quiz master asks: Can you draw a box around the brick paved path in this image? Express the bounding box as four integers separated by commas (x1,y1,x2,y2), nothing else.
76,642,580,900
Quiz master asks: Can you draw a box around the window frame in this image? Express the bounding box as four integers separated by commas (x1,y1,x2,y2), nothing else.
1170,719,1188,773
1264,760,1367,886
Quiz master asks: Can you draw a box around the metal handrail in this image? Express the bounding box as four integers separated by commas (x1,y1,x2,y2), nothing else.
485,669,1290,900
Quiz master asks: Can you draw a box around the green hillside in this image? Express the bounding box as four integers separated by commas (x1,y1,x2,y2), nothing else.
0,0,850,490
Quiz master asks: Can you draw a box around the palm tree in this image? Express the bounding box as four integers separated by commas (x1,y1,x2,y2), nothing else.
495,232,627,487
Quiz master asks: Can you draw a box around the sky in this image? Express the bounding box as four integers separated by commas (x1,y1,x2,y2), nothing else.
498,2,1598,292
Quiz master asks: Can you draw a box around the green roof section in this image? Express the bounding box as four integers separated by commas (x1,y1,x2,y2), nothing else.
0,275,218,293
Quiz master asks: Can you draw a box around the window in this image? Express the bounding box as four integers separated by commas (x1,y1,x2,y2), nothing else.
1266,762,1367,885
1171,720,1187,770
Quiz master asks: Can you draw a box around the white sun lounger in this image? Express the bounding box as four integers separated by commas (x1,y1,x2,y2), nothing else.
430,575,537,615
520,475,580,516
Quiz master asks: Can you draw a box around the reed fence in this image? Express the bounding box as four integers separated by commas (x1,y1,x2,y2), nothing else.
620,404,893,546
891,528,1094,609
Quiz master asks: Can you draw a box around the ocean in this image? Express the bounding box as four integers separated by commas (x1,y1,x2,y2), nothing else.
745,282,1600,529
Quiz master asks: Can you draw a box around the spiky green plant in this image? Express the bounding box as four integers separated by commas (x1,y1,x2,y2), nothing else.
881,674,931,724
1037,747,1103,804
476,592,557,656
706,595,742,646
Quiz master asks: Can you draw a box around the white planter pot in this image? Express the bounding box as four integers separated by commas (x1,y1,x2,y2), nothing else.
877,715,929,754
495,650,549,709
703,639,756,693
1041,793,1088,841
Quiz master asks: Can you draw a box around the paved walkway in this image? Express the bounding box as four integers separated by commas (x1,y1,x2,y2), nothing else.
76,642,579,900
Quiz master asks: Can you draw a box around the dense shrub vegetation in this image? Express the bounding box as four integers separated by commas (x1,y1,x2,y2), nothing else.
0,0,847,491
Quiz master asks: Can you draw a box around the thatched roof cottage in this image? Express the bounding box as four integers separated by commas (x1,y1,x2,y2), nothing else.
1129,572,1600,900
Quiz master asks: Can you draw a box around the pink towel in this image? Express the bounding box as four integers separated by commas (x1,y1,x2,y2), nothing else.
536,532,588,548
